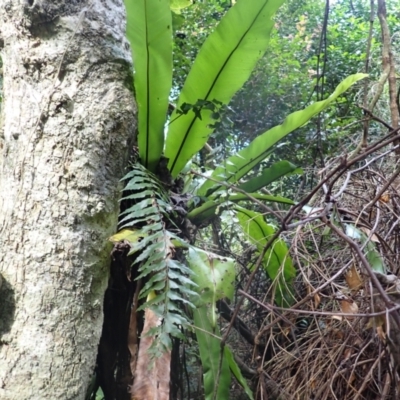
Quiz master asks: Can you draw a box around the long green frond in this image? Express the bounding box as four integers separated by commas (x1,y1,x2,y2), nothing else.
193,308,231,400
198,73,367,196
187,193,294,225
165,0,285,177
125,0,172,171
115,164,196,354
188,248,236,399
236,206,296,306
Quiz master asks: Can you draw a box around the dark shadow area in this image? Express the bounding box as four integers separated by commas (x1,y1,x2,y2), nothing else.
94,244,139,400
0,274,16,344
26,14,60,39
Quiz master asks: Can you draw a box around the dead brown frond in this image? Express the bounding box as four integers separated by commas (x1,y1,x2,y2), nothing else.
131,308,171,400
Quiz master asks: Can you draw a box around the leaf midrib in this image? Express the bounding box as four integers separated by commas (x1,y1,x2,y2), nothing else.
169,1,269,175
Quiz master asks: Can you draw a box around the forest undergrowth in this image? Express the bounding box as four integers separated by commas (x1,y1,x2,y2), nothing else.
186,136,400,400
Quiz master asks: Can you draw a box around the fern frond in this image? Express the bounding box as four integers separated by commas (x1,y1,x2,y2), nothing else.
119,163,197,354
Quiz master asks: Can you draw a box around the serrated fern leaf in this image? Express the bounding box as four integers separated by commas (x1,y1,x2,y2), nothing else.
119,163,197,354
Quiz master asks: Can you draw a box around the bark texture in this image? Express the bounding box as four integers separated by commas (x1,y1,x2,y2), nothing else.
378,0,399,131
0,1,136,398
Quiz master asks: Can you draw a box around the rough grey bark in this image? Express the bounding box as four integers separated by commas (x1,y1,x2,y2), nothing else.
0,1,136,399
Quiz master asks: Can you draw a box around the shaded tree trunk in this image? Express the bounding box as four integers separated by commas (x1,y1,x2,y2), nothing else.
0,1,136,399
377,0,399,140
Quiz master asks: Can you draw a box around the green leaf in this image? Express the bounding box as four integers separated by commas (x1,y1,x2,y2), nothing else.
165,0,285,177
200,161,301,196
120,198,154,215
187,247,235,334
345,224,386,273
238,161,302,193
121,190,156,201
170,0,191,14
197,73,368,196
117,165,196,354
109,228,146,244
118,206,159,225
193,307,231,400
224,347,254,400
236,207,296,306
187,193,294,225
125,0,173,171
187,248,235,306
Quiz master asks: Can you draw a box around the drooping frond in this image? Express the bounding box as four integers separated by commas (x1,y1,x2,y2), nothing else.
131,307,171,400
119,164,197,355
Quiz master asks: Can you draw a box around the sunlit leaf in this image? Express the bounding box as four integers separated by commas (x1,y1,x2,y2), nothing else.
109,228,146,244
165,0,285,177
170,0,191,14
198,73,368,196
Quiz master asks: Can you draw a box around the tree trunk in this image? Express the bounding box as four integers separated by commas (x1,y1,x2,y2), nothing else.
0,1,136,399
377,0,399,138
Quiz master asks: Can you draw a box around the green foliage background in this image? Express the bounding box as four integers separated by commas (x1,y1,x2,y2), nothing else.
93,0,400,398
